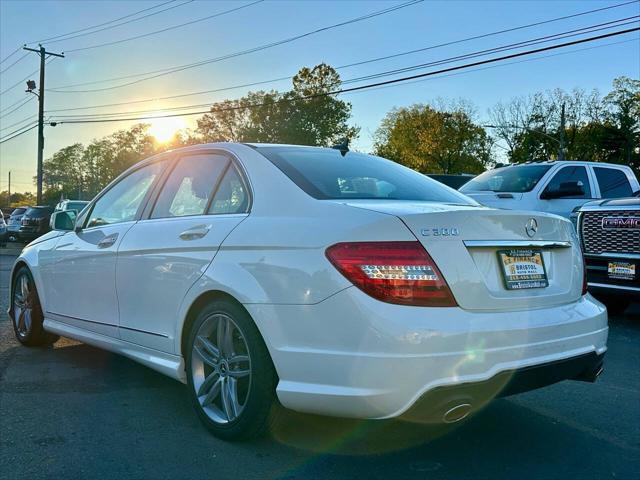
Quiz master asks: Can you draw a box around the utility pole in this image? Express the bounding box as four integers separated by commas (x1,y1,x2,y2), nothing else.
23,44,64,205
558,102,566,161
7,171,11,207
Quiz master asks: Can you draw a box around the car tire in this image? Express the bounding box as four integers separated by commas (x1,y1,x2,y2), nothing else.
11,266,58,346
185,299,279,441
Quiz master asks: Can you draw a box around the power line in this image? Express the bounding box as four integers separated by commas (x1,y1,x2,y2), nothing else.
0,46,23,65
43,5,640,113
0,123,38,144
0,52,29,75
47,27,640,126
0,96,34,119
47,0,425,92
47,18,639,120
27,0,180,44
1,96,31,115
0,57,56,97
66,1,264,53
0,114,36,133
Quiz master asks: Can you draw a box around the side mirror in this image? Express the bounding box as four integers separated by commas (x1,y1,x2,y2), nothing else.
541,181,585,199
51,210,77,231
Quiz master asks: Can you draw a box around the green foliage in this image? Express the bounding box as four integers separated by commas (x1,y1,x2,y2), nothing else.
0,190,36,208
373,103,492,174
196,63,358,146
489,76,639,171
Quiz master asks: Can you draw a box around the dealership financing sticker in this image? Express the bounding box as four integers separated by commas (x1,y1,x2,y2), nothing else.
498,249,548,290
608,262,636,280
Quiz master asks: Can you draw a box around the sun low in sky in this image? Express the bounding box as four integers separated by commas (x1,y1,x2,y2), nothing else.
148,115,186,143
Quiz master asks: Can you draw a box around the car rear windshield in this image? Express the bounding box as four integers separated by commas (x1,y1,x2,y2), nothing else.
24,207,52,217
11,208,27,216
460,164,552,193
255,146,476,204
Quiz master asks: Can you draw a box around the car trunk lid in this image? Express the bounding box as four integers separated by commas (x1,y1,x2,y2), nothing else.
339,201,582,311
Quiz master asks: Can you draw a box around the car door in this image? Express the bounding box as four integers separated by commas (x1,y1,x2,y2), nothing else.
116,151,251,352
44,159,168,337
538,165,593,217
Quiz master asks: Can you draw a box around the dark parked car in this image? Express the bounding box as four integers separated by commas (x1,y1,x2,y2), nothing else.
6,206,28,241
18,206,54,242
427,174,475,190
578,191,640,315
0,211,6,247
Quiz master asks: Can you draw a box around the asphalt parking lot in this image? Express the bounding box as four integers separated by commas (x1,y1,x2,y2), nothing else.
0,251,638,480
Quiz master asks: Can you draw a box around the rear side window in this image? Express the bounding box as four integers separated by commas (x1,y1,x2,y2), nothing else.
151,154,228,219
542,166,591,198
594,167,633,198
256,146,474,204
208,165,249,214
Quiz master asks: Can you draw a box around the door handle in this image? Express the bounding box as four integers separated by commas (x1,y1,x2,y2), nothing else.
97,233,118,249
179,225,210,241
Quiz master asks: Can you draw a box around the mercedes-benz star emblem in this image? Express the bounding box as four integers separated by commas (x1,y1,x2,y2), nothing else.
525,218,538,238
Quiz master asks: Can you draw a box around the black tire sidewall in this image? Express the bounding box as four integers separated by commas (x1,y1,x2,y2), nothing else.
11,266,47,346
185,300,277,440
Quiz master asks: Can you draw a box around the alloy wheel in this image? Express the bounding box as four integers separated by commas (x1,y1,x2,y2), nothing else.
13,273,33,338
191,313,252,424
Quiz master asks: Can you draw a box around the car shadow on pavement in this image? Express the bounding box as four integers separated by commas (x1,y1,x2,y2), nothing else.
1,332,637,480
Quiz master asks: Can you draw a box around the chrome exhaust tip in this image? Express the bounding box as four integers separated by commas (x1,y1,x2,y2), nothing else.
443,403,472,423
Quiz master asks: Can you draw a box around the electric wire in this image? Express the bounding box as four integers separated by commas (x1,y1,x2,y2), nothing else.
0,52,29,75
65,1,264,53
27,0,181,44
46,0,425,92
46,27,640,126
47,19,639,120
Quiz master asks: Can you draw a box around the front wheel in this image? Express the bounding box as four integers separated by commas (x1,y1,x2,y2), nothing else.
11,267,57,346
185,300,279,440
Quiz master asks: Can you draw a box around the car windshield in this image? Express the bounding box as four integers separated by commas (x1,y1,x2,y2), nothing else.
11,208,26,216
24,207,52,218
255,146,476,204
460,164,552,193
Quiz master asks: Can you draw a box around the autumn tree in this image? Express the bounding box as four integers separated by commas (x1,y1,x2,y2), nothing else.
374,103,492,174
196,63,358,146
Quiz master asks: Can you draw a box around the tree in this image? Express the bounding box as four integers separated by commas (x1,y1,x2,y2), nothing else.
196,63,358,146
0,190,36,208
603,76,640,170
41,143,86,204
373,103,492,174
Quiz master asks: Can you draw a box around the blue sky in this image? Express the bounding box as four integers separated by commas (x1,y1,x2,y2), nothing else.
1,0,639,194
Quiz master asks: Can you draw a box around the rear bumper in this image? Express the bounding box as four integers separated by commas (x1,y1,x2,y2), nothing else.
403,352,604,422
246,289,608,419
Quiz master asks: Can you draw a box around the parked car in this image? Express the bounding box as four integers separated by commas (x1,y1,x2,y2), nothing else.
578,190,640,315
9,143,607,440
6,206,29,241
460,161,639,218
51,199,90,228
427,174,475,190
0,211,6,247
18,206,54,242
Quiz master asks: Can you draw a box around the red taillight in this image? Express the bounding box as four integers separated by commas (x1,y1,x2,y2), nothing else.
325,241,457,307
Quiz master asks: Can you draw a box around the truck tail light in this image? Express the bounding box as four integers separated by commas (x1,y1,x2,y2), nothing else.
325,241,457,307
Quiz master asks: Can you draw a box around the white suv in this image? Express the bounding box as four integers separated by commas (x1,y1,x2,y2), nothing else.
460,161,639,218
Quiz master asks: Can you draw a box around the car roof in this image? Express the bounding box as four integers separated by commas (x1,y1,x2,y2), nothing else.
499,160,631,169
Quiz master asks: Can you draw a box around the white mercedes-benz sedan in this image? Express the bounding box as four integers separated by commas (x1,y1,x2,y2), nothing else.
8,143,608,440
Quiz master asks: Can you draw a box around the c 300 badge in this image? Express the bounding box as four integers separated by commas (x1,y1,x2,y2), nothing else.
421,227,460,237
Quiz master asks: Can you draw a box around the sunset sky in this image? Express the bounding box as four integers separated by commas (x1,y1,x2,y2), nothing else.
1,0,638,194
